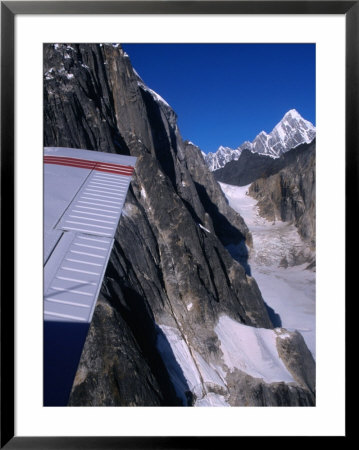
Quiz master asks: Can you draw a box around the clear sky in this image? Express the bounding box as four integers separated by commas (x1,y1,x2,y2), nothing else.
122,44,315,154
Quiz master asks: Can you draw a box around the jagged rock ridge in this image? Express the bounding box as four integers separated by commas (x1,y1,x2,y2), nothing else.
44,43,315,406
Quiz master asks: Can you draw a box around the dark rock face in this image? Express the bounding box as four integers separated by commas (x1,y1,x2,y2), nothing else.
183,141,252,247
213,140,315,188
68,296,180,406
44,43,314,406
226,369,315,406
249,142,316,248
276,331,316,395
214,149,277,186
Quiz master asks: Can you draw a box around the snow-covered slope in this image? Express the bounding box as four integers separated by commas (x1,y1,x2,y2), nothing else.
157,316,300,407
215,316,295,383
205,109,315,171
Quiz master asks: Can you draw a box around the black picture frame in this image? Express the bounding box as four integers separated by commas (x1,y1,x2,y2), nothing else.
1,1,354,447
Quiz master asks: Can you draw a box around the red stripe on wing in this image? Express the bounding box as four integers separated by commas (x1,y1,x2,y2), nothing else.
44,156,134,175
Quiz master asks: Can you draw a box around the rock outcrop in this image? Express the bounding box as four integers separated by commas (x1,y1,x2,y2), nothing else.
183,141,252,247
249,142,316,249
44,43,315,406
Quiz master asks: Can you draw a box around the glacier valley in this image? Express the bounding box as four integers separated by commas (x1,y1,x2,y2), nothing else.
219,182,315,359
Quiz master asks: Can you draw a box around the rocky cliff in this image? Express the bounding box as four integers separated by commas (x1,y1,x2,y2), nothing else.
249,142,316,249
44,43,315,406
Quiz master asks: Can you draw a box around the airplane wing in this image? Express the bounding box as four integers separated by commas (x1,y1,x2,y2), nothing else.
43,147,136,406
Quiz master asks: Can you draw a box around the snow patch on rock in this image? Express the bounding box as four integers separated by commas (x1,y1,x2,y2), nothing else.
140,187,147,200
157,325,230,406
215,315,294,383
157,325,203,402
198,223,211,233
138,82,171,108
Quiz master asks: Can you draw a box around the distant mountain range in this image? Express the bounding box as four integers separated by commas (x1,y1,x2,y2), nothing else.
205,109,316,171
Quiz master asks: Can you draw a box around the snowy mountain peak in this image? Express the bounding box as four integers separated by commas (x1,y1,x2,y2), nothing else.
284,108,301,119
205,109,315,171
281,109,312,127
205,146,242,171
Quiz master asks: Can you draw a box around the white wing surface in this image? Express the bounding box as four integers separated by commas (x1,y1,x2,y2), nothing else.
43,147,136,406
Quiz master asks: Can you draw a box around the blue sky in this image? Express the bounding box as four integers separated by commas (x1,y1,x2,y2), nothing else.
122,44,315,154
